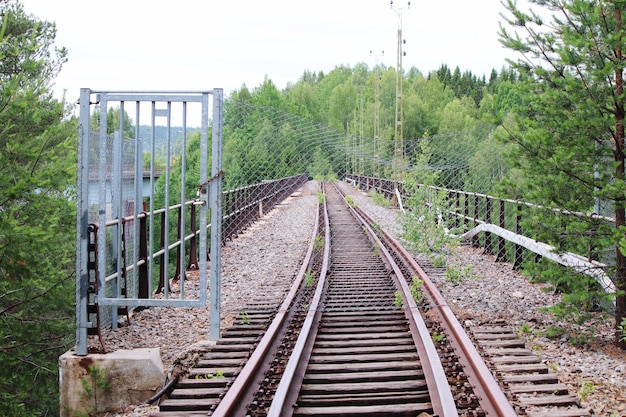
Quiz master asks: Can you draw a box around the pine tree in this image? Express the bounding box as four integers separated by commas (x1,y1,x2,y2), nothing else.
500,0,626,348
0,1,76,414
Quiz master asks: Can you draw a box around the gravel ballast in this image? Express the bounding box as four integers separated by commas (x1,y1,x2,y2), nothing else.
101,180,625,417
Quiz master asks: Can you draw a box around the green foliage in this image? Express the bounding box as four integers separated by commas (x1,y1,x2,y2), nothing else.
434,64,486,107
538,325,568,340
90,106,135,136
431,331,446,343
577,381,595,402
464,126,513,193
409,276,424,304
432,255,447,267
393,291,403,308
304,269,315,289
313,235,324,252
535,320,595,347
445,264,475,284
308,145,336,181
223,57,513,185
0,2,75,415
401,139,459,259
369,189,390,207
239,311,250,325
500,0,626,347
524,258,612,313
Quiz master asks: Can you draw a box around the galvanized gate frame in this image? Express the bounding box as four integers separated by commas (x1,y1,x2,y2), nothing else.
75,89,223,356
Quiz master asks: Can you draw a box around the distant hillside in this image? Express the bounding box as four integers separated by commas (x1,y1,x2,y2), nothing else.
139,125,201,152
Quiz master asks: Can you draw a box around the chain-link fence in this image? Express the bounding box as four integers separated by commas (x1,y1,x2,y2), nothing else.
78,95,618,352
219,101,618,298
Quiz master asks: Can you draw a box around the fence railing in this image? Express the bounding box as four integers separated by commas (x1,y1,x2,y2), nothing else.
345,174,616,293
223,174,308,241
86,173,308,334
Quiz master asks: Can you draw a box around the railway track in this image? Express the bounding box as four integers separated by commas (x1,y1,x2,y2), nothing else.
470,323,592,417
266,182,456,416
151,180,591,417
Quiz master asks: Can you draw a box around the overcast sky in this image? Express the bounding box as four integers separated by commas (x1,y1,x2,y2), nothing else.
25,0,519,103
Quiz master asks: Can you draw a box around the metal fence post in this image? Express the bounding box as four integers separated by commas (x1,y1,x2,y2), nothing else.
209,89,224,341
496,200,507,262
75,88,92,356
472,194,480,247
484,197,493,255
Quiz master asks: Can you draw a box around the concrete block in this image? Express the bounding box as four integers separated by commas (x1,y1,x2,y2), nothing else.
59,348,165,417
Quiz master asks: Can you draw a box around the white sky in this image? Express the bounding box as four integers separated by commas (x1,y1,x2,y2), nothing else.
24,0,518,103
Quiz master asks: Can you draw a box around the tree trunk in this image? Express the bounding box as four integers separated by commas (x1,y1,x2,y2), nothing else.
613,8,626,350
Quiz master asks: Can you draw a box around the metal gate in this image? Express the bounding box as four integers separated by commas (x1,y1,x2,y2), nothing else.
75,89,223,356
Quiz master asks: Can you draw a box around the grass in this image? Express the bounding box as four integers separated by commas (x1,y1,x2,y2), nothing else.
304,269,315,288
518,323,532,334
394,291,403,308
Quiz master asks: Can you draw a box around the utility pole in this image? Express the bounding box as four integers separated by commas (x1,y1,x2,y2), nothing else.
371,50,384,178
391,1,409,191
360,94,364,175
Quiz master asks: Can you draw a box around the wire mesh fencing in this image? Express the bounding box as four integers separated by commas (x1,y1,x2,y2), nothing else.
77,93,620,349
216,101,618,300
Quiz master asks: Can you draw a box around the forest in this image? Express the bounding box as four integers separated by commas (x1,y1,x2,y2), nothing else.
1,0,626,415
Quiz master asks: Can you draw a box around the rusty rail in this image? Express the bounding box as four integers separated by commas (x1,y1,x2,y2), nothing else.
352,202,517,417
210,181,321,417
268,182,458,417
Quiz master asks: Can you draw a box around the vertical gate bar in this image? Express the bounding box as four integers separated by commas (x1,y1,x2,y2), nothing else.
174,206,183,282
111,130,122,327
118,101,126,302
76,88,91,356
134,101,143,300
198,94,209,308
163,101,172,300
96,97,108,307
179,102,188,299
209,89,224,340
148,101,157,298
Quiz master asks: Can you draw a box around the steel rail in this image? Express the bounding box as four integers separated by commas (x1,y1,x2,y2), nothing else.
210,194,321,417
267,182,331,417
270,183,457,416
353,204,517,417
335,184,458,417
